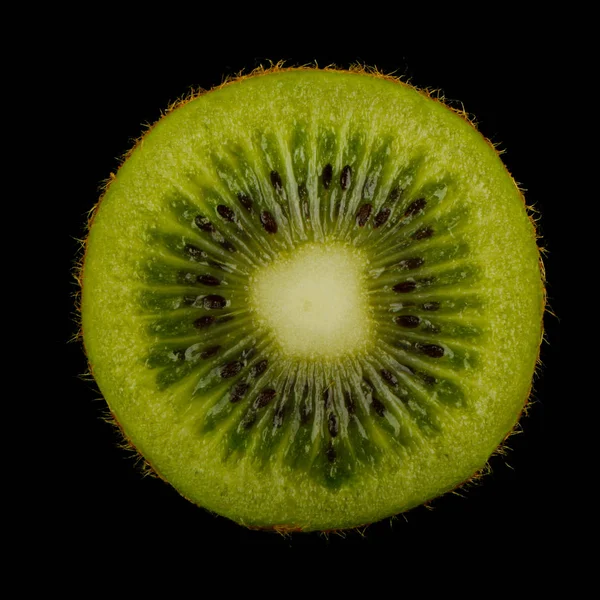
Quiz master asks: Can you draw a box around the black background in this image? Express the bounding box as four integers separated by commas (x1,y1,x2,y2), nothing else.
54,29,560,560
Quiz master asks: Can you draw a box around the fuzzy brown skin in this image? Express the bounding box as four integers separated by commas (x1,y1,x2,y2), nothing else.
74,62,547,535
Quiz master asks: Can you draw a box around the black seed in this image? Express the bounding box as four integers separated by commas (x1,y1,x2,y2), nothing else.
219,240,236,252
230,382,249,403
422,301,441,311
393,281,417,293
388,188,400,202
416,343,445,358
197,274,220,286
398,257,424,270
254,388,276,409
195,215,215,232
237,193,253,213
215,315,234,324
373,207,391,228
217,205,235,222
322,164,333,189
200,345,221,359
328,413,339,437
326,442,336,463
194,315,215,329
372,397,386,417
404,197,427,217
356,203,372,227
340,165,352,190
270,170,283,191
220,361,242,379
394,315,421,328
380,369,398,387
184,244,206,260
412,226,434,240
260,210,278,234
242,412,256,430
203,295,227,309
273,406,285,428
344,392,355,415
251,359,268,378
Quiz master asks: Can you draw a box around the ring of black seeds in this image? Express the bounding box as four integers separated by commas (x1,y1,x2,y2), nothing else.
140,124,485,493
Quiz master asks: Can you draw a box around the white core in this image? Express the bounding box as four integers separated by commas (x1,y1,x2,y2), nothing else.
250,243,373,360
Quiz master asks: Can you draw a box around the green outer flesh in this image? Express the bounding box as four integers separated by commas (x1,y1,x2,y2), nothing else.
82,69,543,530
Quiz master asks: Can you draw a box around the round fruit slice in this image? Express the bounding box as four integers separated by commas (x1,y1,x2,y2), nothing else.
80,67,544,531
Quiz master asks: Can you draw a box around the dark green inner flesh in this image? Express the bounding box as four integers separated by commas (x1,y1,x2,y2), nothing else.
139,126,483,488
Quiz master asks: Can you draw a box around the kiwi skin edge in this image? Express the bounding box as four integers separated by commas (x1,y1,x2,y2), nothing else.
75,63,546,533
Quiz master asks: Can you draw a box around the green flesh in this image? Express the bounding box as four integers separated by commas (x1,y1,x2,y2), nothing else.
81,69,543,531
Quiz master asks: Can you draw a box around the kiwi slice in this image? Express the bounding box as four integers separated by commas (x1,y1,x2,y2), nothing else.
80,66,544,531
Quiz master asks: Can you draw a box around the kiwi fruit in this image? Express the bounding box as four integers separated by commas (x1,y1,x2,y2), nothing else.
79,65,544,532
